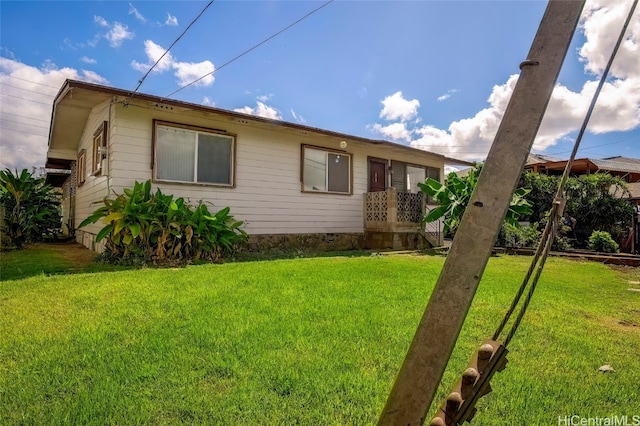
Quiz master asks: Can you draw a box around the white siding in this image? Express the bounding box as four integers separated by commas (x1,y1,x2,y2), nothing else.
82,101,445,237
74,100,112,250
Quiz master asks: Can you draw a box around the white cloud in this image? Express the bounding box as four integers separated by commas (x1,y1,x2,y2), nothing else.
173,60,215,87
291,108,306,124
106,22,134,48
379,91,420,122
131,40,174,72
579,1,640,79
129,3,147,23
93,16,134,48
94,15,108,28
371,1,640,162
257,94,273,102
234,101,282,120
80,56,97,65
0,57,108,171
202,96,215,106
131,40,214,88
370,122,412,142
437,89,459,102
165,13,178,26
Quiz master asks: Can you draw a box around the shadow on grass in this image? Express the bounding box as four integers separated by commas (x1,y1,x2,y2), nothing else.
1,240,448,281
0,241,133,281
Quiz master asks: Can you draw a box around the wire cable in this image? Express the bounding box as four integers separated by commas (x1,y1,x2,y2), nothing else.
3,75,62,89
166,0,335,98
494,0,638,347
0,92,52,106
127,0,215,103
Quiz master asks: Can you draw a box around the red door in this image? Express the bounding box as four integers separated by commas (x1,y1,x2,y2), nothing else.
369,159,387,192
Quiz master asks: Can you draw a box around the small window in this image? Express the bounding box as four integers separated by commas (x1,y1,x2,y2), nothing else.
153,121,235,186
92,121,108,175
77,149,86,186
406,165,426,194
302,145,351,194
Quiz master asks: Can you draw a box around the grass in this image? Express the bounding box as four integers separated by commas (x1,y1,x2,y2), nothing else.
0,242,127,281
0,244,79,281
1,251,639,425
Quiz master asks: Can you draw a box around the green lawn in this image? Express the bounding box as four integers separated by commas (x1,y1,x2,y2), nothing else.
1,251,638,425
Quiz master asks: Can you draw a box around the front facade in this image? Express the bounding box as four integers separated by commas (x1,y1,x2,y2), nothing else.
46,80,468,253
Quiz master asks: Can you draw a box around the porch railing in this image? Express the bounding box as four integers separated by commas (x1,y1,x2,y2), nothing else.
363,188,443,246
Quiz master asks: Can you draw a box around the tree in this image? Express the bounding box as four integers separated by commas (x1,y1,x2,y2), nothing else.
564,173,632,244
520,171,633,247
0,168,61,248
419,166,532,236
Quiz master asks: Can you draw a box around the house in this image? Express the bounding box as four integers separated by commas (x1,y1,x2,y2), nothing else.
525,155,640,182
45,80,471,253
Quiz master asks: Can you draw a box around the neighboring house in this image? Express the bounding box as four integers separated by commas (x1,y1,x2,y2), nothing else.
45,80,471,253
525,156,640,182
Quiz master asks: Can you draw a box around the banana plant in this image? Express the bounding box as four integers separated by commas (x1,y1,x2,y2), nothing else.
419,167,532,236
79,180,247,263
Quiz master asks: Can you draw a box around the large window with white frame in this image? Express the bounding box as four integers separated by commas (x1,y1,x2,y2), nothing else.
302,145,351,194
153,121,235,186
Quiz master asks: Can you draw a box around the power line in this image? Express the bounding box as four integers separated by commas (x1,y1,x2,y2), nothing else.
128,0,215,102
3,75,61,89
0,125,48,138
166,0,335,98
0,92,51,106
0,118,49,130
0,146,45,156
0,111,49,123
1,82,57,96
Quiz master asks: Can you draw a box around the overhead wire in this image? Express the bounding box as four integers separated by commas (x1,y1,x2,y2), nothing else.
1,111,49,123
126,0,215,104
166,0,335,98
493,0,638,347
3,75,62,89
1,82,57,96
0,126,49,138
0,118,49,130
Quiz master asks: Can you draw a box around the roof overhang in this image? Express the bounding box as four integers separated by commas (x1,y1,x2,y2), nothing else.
46,79,472,168
46,81,115,169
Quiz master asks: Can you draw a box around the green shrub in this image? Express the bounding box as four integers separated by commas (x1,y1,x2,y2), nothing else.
588,230,619,253
498,222,541,248
79,180,247,264
0,168,61,249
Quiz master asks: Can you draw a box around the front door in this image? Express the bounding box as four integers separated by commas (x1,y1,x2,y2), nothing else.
369,159,387,192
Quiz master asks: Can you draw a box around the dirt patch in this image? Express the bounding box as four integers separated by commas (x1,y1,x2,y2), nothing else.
33,241,97,268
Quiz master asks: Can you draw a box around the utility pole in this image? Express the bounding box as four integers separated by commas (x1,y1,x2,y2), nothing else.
378,1,585,425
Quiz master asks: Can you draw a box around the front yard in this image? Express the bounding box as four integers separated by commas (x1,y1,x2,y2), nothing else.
1,248,638,424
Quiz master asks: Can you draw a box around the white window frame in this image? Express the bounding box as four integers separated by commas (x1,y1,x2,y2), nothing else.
301,145,352,195
153,120,235,187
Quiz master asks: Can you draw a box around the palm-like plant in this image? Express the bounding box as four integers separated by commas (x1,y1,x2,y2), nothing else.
0,168,61,248
419,167,532,236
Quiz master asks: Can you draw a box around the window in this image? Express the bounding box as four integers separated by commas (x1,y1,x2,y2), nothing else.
77,149,86,186
406,165,426,194
392,161,440,200
92,121,108,175
302,145,351,194
153,121,235,186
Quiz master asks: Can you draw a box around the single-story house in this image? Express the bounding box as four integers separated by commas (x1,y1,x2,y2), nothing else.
45,80,471,253
525,156,640,183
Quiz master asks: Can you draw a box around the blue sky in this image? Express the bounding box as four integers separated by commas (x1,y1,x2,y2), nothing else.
1,0,639,171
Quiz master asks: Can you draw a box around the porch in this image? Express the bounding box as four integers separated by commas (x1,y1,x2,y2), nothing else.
363,188,443,250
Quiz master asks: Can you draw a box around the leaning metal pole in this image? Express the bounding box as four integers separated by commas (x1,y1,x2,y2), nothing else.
378,1,585,425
